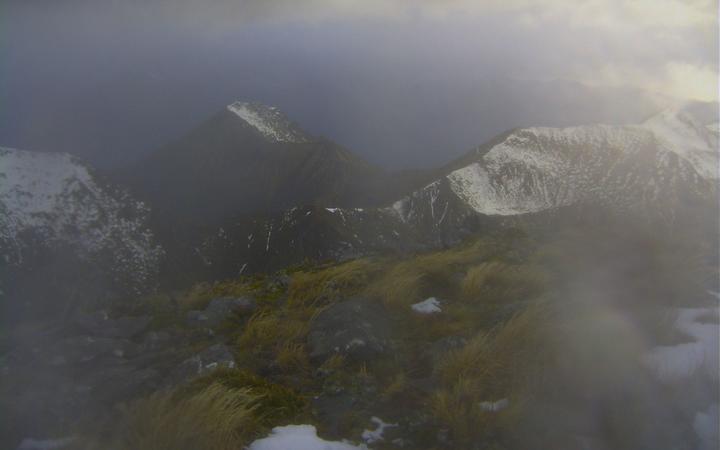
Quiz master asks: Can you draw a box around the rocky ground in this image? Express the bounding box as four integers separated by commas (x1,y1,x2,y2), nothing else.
2,226,718,450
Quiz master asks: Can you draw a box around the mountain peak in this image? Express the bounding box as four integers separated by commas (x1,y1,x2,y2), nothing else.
226,101,310,143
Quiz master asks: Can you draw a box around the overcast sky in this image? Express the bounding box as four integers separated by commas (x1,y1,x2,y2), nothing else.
1,0,717,169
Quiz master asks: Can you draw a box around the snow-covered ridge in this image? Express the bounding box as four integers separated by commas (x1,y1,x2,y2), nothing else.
0,147,162,294
447,110,717,216
227,101,310,143
389,109,717,223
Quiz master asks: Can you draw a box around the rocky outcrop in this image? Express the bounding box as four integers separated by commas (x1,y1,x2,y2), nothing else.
186,297,256,328
307,297,392,363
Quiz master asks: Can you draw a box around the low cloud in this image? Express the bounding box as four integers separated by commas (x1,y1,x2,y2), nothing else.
1,0,716,168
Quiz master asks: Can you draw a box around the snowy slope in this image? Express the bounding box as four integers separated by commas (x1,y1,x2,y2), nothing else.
0,147,163,294
227,101,311,143
392,110,718,223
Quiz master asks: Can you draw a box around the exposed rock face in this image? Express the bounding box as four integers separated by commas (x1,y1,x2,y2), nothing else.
185,297,256,328
166,343,236,386
307,297,392,363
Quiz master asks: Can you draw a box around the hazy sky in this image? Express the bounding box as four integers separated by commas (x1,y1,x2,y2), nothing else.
1,0,717,168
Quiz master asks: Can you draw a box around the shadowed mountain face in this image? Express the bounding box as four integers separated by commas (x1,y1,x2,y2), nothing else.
4,103,717,293
162,107,718,284
118,102,416,223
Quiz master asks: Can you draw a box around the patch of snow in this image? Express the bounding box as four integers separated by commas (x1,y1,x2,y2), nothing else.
227,101,309,143
642,306,719,383
411,297,442,314
361,417,398,445
249,425,366,450
448,162,559,216
390,199,409,222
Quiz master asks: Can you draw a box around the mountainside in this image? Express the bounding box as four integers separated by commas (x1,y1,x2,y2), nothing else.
119,101,406,221
164,109,718,283
391,109,718,230
7,108,715,291
0,147,163,316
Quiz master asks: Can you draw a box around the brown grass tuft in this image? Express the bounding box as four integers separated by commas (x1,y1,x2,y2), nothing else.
110,383,260,450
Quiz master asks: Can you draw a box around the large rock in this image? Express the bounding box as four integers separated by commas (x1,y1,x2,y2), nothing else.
165,343,236,386
186,297,256,328
307,297,392,363
74,311,151,339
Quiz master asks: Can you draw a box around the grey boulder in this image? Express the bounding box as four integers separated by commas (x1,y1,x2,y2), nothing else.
186,297,256,328
165,343,236,386
307,297,391,363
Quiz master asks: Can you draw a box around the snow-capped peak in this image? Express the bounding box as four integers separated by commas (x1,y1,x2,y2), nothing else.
227,101,310,143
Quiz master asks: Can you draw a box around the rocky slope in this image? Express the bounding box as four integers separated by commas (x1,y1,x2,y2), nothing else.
0,147,163,316
391,109,718,230
119,101,405,222
180,109,718,281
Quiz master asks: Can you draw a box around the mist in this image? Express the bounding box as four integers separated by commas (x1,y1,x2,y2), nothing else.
2,0,716,169
1,2,718,450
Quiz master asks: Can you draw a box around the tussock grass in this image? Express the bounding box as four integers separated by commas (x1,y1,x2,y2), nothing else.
438,303,551,387
432,377,524,445
365,233,532,310
110,383,260,450
287,258,380,308
461,262,548,304
433,303,553,445
381,372,408,401
186,368,307,426
366,247,479,309
275,342,311,374
235,310,310,362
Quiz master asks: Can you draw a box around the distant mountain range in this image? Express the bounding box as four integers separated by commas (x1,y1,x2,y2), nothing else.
2,102,717,313
188,107,718,279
